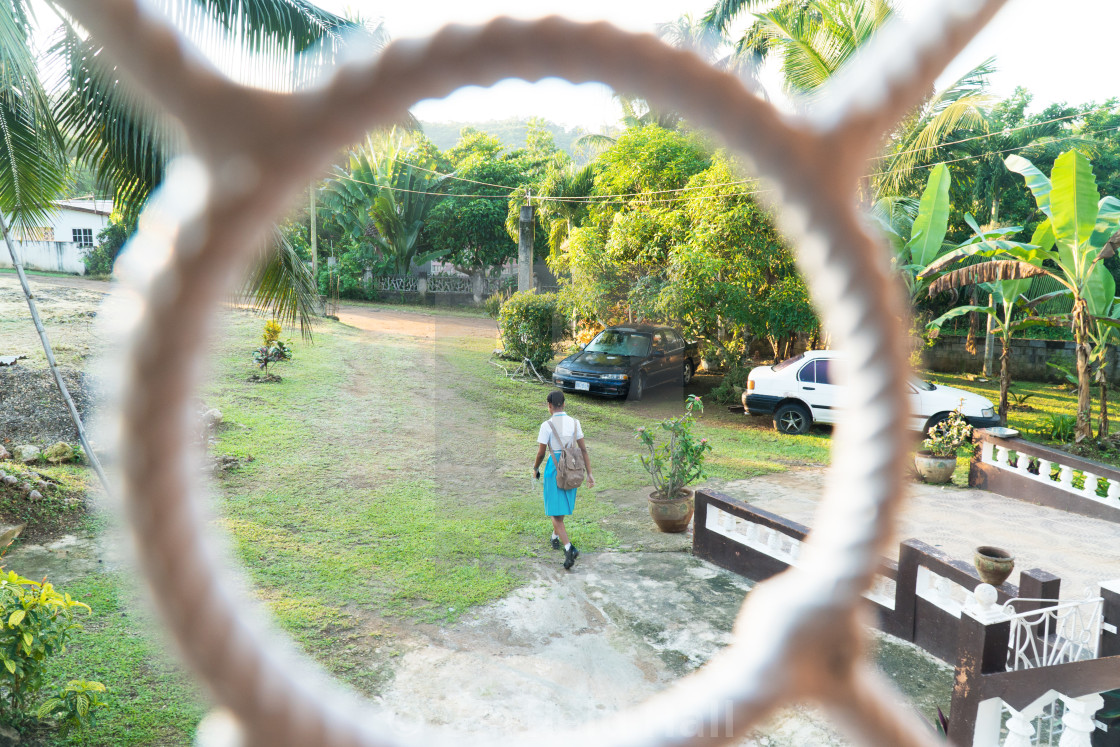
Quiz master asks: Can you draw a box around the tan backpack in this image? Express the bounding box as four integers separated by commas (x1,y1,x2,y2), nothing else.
547,418,586,490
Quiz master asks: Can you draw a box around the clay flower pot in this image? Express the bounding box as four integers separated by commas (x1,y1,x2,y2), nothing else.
648,488,695,533
914,452,957,484
974,546,1015,587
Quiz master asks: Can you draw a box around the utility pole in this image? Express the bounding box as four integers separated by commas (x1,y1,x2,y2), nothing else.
310,181,318,284
518,190,534,293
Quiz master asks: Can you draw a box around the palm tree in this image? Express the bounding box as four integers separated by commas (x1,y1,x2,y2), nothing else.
703,0,993,201
320,130,451,275
573,94,684,153
872,60,994,197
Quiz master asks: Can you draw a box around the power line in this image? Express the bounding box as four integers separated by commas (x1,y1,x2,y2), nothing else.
871,112,1083,162
324,125,1118,206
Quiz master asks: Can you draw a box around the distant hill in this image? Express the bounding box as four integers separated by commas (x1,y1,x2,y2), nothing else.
419,118,592,159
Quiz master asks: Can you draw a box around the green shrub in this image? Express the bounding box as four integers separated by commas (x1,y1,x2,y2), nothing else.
81,219,134,277
710,361,752,405
0,571,98,727
483,291,508,320
497,292,562,369
36,679,109,736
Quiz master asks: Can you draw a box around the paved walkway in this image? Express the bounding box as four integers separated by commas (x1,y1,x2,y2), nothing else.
714,468,1120,598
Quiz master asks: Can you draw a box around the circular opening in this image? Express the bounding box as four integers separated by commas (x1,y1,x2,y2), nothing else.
975,546,1012,560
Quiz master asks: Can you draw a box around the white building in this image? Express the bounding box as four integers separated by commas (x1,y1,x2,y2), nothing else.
0,199,113,275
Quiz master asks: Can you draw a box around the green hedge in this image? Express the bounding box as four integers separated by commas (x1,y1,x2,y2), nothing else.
497,291,562,369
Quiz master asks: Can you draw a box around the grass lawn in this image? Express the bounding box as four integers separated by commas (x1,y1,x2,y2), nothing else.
20,304,832,743
922,370,1120,468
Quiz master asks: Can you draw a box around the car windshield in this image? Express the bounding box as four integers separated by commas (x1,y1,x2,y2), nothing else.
912,379,936,391
772,353,805,372
586,330,651,357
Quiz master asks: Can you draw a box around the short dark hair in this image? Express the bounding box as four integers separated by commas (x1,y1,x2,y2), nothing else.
547,390,565,408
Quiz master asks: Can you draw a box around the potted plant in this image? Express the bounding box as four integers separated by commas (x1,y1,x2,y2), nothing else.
915,406,973,484
636,395,713,532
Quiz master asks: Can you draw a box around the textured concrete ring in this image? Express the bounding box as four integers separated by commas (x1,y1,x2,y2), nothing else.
67,1,1007,745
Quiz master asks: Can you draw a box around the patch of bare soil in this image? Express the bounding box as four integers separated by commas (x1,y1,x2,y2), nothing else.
0,366,100,447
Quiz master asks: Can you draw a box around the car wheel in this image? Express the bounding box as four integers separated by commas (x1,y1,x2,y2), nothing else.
924,413,951,438
774,403,811,435
681,360,693,386
628,372,646,401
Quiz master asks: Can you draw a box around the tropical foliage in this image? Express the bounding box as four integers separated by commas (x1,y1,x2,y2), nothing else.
925,151,1120,441
636,395,713,497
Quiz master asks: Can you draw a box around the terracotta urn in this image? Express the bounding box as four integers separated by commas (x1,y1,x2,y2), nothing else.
973,546,1015,587
914,452,957,484
648,488,695,533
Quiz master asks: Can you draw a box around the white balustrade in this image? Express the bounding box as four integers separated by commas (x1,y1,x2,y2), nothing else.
1083,473,1098,498
704,506,804,566
1002,707,1036,747
1014,453,1031,476
1036,458,1052,481
1108,480,1120,507
1057,693,1105,747
996,446,1010,466
1059,465,1074,488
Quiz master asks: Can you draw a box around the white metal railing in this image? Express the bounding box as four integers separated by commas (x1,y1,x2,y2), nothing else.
1002,595,1104,671
979,441,1120,512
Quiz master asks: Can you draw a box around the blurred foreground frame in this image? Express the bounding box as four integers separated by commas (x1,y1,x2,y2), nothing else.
56,0,1012,745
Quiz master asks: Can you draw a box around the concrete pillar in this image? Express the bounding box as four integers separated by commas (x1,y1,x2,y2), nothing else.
518,205,534,293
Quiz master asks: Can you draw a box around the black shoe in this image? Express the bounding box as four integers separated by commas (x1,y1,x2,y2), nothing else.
563,544,579,570
551,536,561,551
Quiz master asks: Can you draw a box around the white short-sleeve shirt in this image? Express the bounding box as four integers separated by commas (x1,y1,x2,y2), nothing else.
537,412,584,451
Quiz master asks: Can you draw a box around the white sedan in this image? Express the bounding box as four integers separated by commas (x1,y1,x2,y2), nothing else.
743,350,999,435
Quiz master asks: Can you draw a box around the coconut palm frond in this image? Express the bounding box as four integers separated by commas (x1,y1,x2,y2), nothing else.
875,59,995,196
0,2,68,230
50,29,175,221
182,0,356,53
573,132,617,153
928,260,1048,297
242,230,319,341
657,14,723,60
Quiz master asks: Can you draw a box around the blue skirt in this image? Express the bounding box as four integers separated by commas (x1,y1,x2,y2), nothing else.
543,451,577,517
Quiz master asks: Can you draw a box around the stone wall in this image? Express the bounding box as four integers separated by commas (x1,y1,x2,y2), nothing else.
922,335,1120,384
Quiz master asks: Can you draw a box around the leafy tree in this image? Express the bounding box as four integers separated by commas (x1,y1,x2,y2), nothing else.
660,153,813,362
426,157,527,298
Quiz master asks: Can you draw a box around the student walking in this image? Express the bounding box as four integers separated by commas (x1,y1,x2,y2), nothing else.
533,390,594,570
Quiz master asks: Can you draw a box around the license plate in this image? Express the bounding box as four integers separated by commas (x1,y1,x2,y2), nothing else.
575,381,590,391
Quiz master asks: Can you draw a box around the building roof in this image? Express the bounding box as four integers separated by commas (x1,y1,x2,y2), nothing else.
53,199,113,216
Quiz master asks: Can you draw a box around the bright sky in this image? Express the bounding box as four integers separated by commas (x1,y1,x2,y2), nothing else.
310,0,1120,131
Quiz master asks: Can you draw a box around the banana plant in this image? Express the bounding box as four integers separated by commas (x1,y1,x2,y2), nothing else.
873,163,1025,302
927,279,1055,427
924,151,1120,441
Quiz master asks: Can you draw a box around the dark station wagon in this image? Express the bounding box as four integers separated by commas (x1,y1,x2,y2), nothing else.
552,325,700,400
